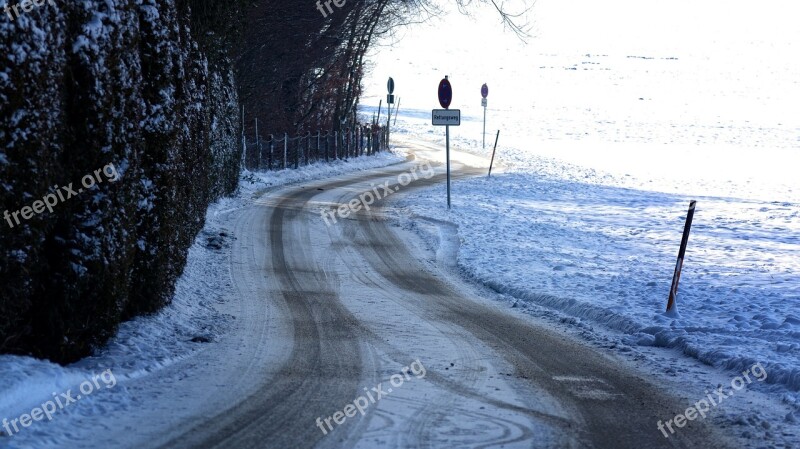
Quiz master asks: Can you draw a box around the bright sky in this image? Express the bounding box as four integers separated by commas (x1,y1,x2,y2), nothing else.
362,0,799,200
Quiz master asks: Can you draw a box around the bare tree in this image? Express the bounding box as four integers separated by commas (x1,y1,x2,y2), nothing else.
236,0,534,138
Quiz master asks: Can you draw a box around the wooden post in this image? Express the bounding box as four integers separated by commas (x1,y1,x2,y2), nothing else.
268,134,274,170
488,130,500,177
241,104,246,169
666,200,698,313
294,137,299,169
306,132,311,166
283,133,288,169
255,118,260,171
341,128,346,160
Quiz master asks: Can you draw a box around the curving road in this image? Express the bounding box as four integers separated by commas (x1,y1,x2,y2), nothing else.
153,138,735,449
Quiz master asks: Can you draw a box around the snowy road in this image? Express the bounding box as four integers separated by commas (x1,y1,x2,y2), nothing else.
115,140,735,449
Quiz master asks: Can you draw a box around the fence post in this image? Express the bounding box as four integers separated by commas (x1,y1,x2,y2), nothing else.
666,200,698,313
241,104,247,170
488,130,501,177
316,131,321,163
325,132,329,162
268,134,273,170
294,137,299,169
334,131,338,160
306,132,311,166
255,118,260,171
283,133,288,169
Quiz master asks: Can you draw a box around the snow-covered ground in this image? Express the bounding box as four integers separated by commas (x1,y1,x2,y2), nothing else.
0,153,404,447
362,0,800,438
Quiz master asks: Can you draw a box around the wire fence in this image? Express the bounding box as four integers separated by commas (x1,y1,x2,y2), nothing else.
243,124,389,171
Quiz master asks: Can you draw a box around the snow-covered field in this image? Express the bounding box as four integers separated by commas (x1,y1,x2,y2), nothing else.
362,0,800,433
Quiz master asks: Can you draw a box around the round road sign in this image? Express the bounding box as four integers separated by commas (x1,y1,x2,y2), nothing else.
387,77,395,94
438,77,452,109
481,83,488,98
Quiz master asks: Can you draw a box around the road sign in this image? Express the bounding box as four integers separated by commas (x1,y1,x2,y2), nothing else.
481,98,487,107
387,77,395,94
387,94,395,104
438,77,452,109
481,83,488,98
432,109,460,126
435,77,455,209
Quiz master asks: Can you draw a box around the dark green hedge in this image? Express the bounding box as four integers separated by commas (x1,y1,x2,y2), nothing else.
0,0,242,363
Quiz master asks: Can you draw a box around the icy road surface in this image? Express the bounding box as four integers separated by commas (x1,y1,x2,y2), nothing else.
13,143,735,449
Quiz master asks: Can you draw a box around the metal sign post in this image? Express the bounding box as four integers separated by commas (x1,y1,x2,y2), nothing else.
481,83,488,149
432,76,459,209
387,77,395,147
446,125,450,208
